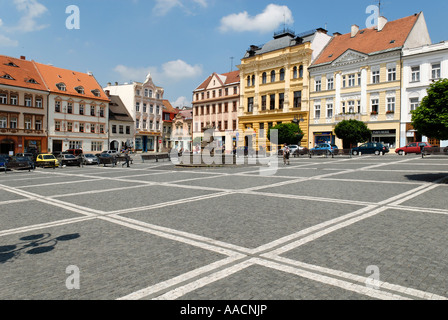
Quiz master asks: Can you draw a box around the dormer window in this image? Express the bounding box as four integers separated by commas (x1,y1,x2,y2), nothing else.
5,62,19,67
91,89,101,97
75,86,85,94
56,83,66,91
1,74,14,80
27,78,38,84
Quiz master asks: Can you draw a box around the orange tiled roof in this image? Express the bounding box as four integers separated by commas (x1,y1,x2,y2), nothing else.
34,62,109,102
195,70,240,90
0,55,48,92
162,99,179,114
312,14,420,66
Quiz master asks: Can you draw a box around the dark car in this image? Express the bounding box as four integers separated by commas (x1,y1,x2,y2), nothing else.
81,153,99,165
0,155,9,172
352,142,389,156
98,153,117,167
64,149,83,157
395,142,432,155
6,156,34,172
57,154,82,167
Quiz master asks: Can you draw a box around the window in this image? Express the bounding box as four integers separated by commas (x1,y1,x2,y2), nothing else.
299,66,303,78
67,122,73,132
233,120,237,131
79,123,84,133
25,96,32,107
372,69,380,84
327,104,333,118
35,119,42,131
247,97,254,113
126,126,130,135
156,106,160,114
55,121,61,132
0,116,7,128
233,101,237,112
371,99,379,114
251,75,255,86
36,98,42,108
387,97,395,113
410,98,420,112
314,105,321,119
150,105,154,113
271,71,276,83
270,94,276,110
56,83,66,91
10,95,18,105
293,91,302,109
90,106,95,116
388,67,397,81
136,102,140,112
91,142,103,152
357,100,361,114
279,69,285,81
341,102,346,114
10,117,17,129
225,88,229,96
136,120,140,129
1,74,14,80
358,73,362,86
67,103,73,114
136,90,141,96
234,86,238,95
0,93,6,104
75,86,84,94
145,89,149,97
348,101,355,113
55,101,61,112
327,76,334,90
91,90,101,97
411,66,420,82
25,118,32,130
262,72,267,84
100,125,104,134
293,67,298,79
348,74,356,87
143,120,147,129
279,93,284,109
79,104,84,115
315,79,322,92
143,104,147,113
342,76,346,88
119,125,124,134
432,63,441,80
261,96,267,110
112,125,117,134
70,141,82,150
90,124,95,133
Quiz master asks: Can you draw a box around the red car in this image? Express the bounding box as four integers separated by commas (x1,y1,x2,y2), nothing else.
395,142,432,155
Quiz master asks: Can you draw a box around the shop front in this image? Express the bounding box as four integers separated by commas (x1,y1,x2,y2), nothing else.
313,132,335,146
371,129,397,149
1,135,47,155
135,133,159,153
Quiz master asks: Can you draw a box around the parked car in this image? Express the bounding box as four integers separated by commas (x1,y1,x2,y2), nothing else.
6,156,35,172
98,153,118,167
64,149,83,157
0,155,9,171
101,150,119,156
352,143,389,156
57,154,82,167
16,153,37,162
292,146,310,157
310,143,339,156
81,153,99,165
395,142,432,155
36,154,60,168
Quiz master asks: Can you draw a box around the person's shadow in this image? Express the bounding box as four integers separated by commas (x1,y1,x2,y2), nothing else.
0,233,80,264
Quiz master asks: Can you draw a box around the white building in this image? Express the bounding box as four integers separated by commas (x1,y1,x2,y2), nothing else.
401,41,448,148
107,94,135,151
34,62,110,153
104,73,164,153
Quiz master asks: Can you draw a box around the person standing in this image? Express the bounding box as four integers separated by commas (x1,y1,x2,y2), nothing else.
122,148,131,168
283,144,291,165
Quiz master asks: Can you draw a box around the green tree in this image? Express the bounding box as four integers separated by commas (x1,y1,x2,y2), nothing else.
334,120,371,149
412,79,448,141
268,123,304,146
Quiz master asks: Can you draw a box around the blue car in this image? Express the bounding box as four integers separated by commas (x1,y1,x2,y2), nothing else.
0,155,9,171
310,143,339,156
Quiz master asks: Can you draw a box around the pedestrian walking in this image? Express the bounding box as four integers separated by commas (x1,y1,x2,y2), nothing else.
122,148,131,168
283,144,291,165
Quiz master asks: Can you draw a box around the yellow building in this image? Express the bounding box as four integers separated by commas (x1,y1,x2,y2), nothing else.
237,28,331,150
308,13,431,150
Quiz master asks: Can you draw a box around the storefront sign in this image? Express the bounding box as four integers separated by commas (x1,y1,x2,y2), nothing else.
314,132,333,136
372,130,396,135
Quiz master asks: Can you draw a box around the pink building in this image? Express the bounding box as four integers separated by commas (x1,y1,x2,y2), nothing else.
192,71,240,148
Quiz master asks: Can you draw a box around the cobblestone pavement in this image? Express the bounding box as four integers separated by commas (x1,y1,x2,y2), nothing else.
0,154,448,300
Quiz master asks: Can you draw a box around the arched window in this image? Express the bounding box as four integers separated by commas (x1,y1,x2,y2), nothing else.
271,71,276,83
293,67,298,79
299,65,304,78
247,76,251,87
251,75,255,86
262,72,267,84
280,69,285,81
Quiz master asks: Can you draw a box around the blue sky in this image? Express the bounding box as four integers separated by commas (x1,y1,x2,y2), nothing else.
1,0,447,107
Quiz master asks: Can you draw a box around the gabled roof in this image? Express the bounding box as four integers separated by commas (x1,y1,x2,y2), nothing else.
194,70,240,91
162,99,179,114
109,95,134,123
34,62,110,102
0,55,47,92
312,14,420,67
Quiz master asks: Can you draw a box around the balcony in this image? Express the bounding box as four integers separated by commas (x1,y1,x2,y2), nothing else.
0,128,45,135
334,113,362,122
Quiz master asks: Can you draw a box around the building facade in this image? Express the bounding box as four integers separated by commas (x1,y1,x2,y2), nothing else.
162,100,178,152
172,108,193,152
192,71,240,151
401,41,448,148
308,13,431,150
104,74,164,153
107,94,135,151
237,28,332,151
34,62,110,154
0,55,49,155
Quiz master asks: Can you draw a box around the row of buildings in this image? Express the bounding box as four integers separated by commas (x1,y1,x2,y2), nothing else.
0,55,191,155
192,12,448,152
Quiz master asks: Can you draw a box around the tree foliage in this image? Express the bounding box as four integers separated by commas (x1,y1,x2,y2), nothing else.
412,79,448,141
334,120,371,147
268,123,304,145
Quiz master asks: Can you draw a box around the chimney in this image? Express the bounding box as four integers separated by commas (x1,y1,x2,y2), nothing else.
378,16,388,32
107,82,111,87
351,25,359,38
115,82,119,86
20,56,26,60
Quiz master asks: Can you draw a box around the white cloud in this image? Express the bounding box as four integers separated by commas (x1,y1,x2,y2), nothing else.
8,0,49,32
192,0,208,8
219,4,294,33
173,96,190,108
114,59,202,83
0,34,19,47
152,0,208,16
